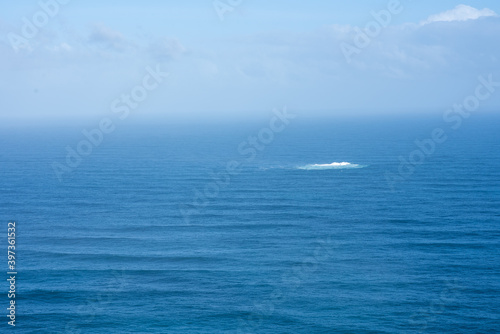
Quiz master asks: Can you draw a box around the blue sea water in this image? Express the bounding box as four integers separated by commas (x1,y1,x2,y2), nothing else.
1,114,499,333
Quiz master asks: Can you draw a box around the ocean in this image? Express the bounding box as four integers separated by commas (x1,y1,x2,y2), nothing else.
1,113,499,333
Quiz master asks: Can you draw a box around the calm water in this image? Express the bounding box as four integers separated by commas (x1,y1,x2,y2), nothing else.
1,114,499,333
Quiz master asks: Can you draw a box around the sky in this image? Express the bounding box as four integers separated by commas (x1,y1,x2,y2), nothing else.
1,0,500,124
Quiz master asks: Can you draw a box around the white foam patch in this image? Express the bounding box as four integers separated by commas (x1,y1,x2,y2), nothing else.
298,162,366,170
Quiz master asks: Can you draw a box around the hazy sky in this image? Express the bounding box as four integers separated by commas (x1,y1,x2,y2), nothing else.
1,1,500,124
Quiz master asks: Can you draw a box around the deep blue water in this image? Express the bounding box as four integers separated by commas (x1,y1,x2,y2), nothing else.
1,114,499,333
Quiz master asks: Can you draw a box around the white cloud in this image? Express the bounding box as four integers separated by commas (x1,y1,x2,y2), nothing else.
148,37,186,61
46,42,72,54
423,4,497,24
88,24,133,52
